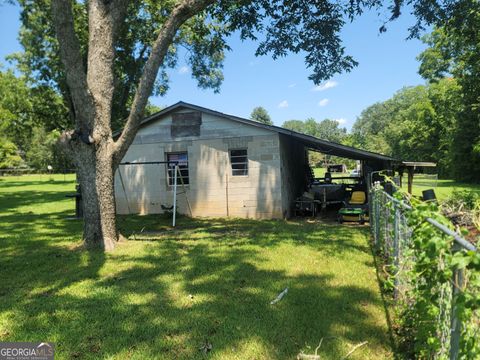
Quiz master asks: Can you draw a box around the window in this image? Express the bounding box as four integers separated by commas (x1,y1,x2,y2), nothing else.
167,152,189,185
229,149,248,176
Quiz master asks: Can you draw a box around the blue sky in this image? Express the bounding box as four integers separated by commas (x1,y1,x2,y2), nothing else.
0,3,428,130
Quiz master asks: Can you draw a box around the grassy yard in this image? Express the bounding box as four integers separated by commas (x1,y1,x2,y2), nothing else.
0,175,392,359
400,175,480,201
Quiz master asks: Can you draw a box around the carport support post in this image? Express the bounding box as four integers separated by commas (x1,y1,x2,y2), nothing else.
407,167,414,195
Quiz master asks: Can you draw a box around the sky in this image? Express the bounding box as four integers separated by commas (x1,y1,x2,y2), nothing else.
0,3,428,130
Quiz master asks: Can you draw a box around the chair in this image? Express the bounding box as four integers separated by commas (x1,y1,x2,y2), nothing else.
348,191,366,206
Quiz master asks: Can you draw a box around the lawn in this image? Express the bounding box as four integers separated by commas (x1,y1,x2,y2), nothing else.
0,174,393,359
400,174,480,201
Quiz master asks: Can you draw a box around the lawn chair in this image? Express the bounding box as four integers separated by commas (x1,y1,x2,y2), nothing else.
338,190,368,224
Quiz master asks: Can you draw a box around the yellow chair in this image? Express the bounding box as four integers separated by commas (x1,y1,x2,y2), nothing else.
349,191,366,205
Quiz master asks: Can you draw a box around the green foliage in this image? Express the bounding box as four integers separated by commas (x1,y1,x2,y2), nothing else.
283,117,350,168
417,1,480,182
0,137,23,169
351,79,462,178
24,127,70,171
282,118,347,143
0,68,70,169
250,106,272,125
12,0,384,131
373,186,480,359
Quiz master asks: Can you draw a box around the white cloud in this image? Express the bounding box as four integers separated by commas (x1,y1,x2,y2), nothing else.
312,80,338,92
178,66,189,74
278,100,289,108
318,98,329,107
288,83,296,88
334,118,347,125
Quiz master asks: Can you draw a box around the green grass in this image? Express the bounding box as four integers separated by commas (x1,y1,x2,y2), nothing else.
400,174,480,201
0,174,393,359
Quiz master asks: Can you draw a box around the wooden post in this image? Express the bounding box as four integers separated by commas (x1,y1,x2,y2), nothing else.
407,167,414,195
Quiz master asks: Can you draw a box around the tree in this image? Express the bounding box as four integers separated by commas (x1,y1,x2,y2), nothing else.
0,137,23,169
250,106,272,125
417,1,480,181
350,80,462,177
0,67,70,169
283,118,346,143
16,0,468,250
37,0,385,250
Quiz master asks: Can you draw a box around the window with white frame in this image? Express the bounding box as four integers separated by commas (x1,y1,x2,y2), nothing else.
166,152,189,185
229,149,248,176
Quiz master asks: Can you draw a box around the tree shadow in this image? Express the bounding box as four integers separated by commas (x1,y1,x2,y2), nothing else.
1,214,393,359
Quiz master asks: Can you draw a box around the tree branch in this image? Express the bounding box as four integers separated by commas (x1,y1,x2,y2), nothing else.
51,0,94,133
113,0,215,166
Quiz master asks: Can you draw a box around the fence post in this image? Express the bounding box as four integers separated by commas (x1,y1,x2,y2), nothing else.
374,189,380,249
449,266,464,360
393,202,400,299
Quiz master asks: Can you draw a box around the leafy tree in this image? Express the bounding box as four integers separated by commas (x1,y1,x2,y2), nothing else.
250,106,272,125
417,1,480,181
281,120,305,134
283,118,346,143
351,79,462,177
13,0,469,249
0,67,70,170
0,69,34,153
0,137,23,169
25,127,69,171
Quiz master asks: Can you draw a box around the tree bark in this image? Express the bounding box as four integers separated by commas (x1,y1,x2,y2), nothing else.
74,141,117,251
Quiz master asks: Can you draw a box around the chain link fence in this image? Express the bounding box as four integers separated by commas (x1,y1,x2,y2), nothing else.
370,184,479,360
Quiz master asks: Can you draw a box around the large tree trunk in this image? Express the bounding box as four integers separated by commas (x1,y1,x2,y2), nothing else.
74,139,118,250
51,0,215,251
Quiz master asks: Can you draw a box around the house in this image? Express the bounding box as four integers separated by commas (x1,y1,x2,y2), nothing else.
114,102,397,219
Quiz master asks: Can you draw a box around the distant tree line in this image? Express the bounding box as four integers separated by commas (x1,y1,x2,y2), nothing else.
350,4,480,182
0,67,161,171
0,69,72,171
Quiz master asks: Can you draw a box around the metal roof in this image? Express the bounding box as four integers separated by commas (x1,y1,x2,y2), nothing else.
130,101,398,162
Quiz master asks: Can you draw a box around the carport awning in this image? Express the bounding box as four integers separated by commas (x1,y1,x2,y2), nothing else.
279,131,398,162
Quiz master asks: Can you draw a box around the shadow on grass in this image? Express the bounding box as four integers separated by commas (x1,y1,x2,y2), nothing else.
1,213,392,359
0,176,392,359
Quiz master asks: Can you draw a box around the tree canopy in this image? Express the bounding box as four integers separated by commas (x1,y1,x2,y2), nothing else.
250,106,272,125
350,79,462,177
416,0,480,181
283,118,347,143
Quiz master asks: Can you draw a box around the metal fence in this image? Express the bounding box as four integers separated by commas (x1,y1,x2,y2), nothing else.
370,185,479,360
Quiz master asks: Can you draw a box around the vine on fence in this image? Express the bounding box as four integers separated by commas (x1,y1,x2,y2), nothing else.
373,185,480,359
